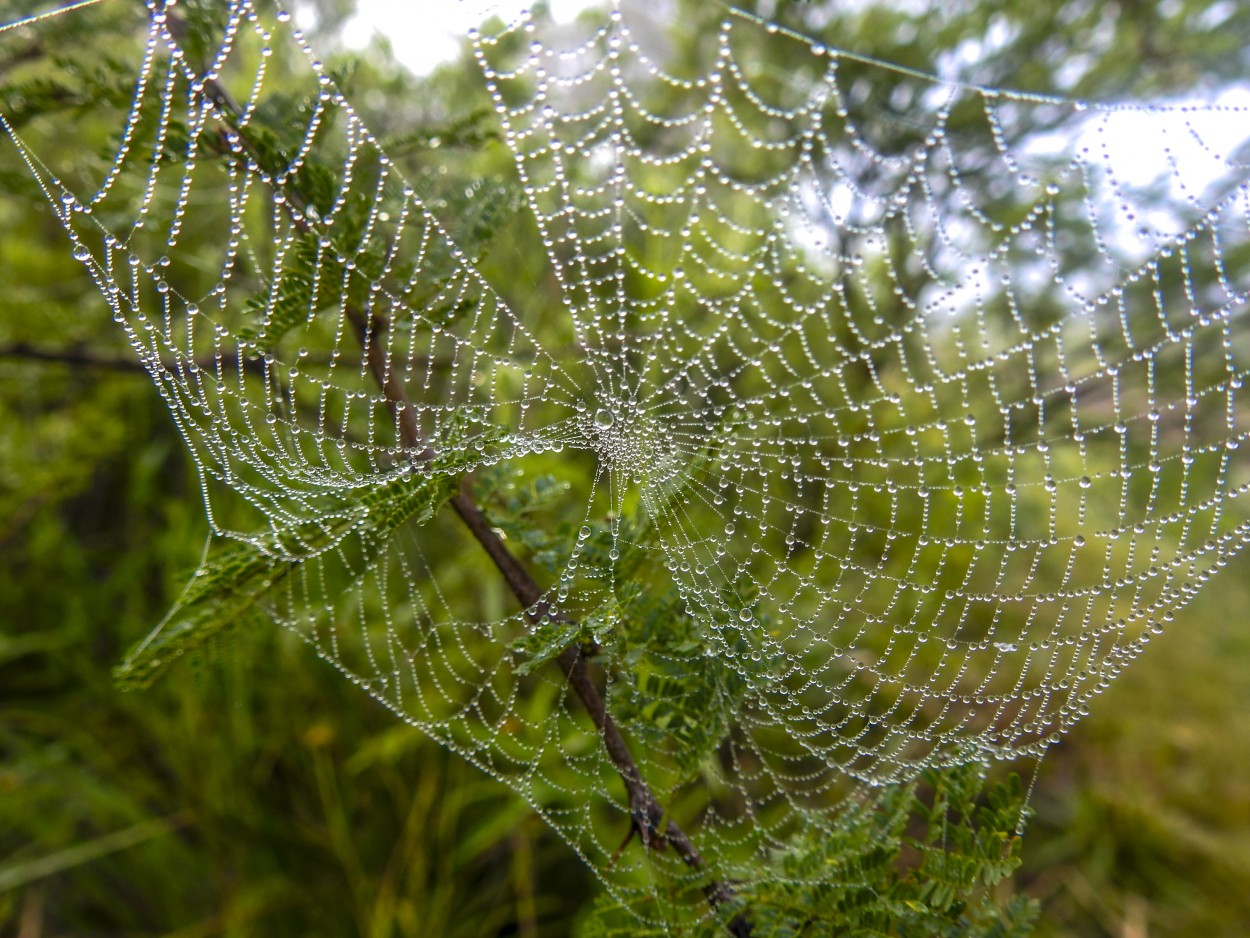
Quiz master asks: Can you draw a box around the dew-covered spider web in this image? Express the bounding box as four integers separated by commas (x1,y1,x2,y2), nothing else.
3,0,1250,926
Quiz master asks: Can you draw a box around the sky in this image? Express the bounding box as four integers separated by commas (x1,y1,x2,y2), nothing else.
340,0,595,75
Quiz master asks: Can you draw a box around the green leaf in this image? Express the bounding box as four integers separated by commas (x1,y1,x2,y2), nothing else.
115,461,460,691
509,619,580,677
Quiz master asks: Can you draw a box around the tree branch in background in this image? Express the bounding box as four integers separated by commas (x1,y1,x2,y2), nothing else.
0,342,157,373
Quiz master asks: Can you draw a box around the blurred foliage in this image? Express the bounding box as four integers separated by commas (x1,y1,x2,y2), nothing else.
1020,580,1250,938
2,0,1249,936
0,345,590,936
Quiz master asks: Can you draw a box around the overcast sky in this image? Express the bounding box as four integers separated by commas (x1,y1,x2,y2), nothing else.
341,0,595,74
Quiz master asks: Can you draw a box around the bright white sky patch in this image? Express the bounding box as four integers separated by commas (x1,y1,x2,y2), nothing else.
342,0,595,75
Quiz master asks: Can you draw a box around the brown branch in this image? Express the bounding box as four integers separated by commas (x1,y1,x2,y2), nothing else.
0,341,272,377
352,319,750,931
0,342,153,373
349,308,736,873
0,340,467,376
157,9,751,931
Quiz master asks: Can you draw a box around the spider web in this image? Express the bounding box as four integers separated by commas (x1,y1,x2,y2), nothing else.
3,0,1250,925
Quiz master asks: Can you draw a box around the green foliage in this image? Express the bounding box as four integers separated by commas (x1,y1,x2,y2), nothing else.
113,460,459,691
382,106,501,157
509,616,587,677
0,361,598,934
0,51,137,127
727,767,1037,938
581,765,1037,937
596,574,772,783
110,396,503,693
481,457,765,782
241,232,350,346
478,465,574,575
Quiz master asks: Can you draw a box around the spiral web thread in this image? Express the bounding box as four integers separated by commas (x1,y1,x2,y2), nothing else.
3,0,1250,922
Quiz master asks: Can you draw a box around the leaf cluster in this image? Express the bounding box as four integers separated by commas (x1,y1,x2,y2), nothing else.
729,767,1035,937
480,468,768,782
584,765,1037,937
113,444,469,691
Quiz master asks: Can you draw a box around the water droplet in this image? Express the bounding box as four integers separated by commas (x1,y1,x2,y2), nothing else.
739,608,753,622
594,408,614,429
578,525,591,539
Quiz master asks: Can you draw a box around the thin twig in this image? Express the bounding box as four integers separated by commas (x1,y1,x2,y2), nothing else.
0,341,270,377
351,309,743,901
0,342,153,373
